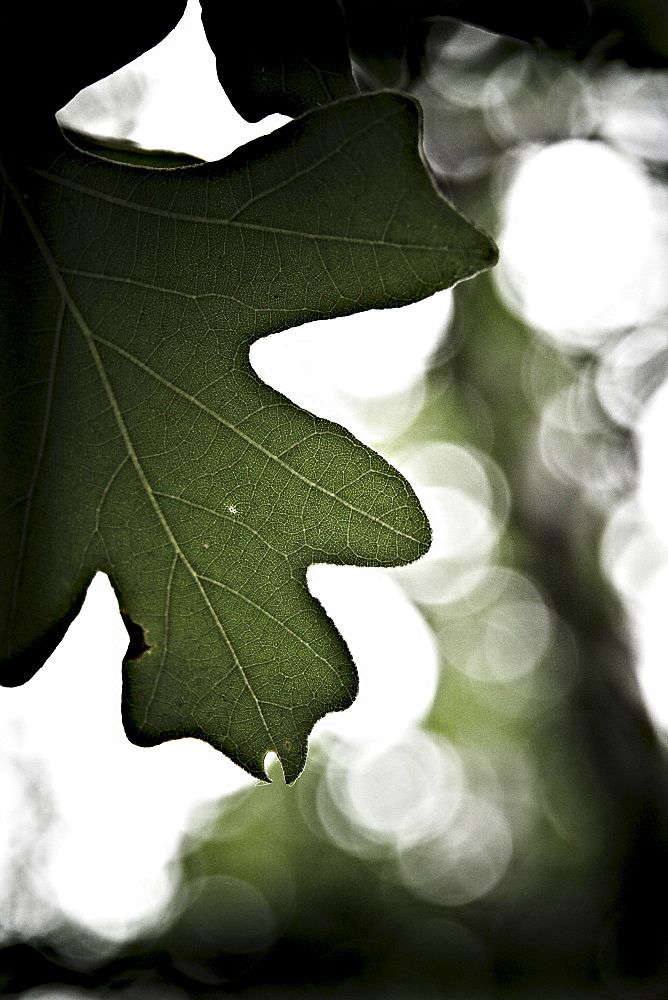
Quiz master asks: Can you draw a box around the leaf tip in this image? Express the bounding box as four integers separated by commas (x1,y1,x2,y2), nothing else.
264,740,308,786
483,233,500,270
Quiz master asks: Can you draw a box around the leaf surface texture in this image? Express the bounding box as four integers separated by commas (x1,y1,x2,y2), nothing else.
0,94,496,780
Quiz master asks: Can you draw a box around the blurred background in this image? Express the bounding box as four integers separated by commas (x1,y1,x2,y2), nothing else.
2,0,668,995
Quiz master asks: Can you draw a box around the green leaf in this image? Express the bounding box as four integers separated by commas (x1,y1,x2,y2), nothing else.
0,93,497,782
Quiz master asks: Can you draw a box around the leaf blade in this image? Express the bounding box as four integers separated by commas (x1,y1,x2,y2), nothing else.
0,93,496,780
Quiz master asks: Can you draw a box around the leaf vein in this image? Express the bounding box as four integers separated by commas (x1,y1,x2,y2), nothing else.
224,109,399,221
3,167,276,751
197,573,341,680
91,332,421,544
29,167,452,252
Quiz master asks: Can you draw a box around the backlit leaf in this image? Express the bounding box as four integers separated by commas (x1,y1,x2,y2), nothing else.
0,93,496,781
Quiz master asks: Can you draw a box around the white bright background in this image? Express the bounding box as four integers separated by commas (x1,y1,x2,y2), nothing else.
2,0,668,960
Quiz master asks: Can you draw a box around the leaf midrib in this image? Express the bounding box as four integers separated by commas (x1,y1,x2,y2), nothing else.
29,168,453,253
2,160,277,750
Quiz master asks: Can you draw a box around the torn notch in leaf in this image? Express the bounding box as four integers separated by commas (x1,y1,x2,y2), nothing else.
120,611,153,662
